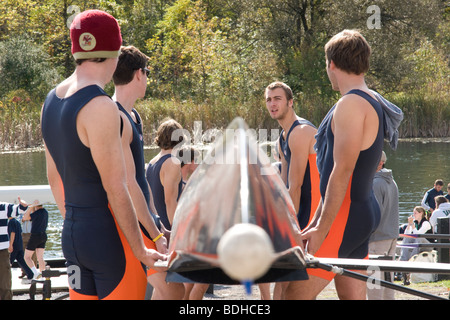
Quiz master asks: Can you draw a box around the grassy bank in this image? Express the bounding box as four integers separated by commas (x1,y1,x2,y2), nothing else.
1,90,449,150
0,90,43,149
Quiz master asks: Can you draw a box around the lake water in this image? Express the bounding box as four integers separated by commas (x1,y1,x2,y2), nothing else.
0,140,449,258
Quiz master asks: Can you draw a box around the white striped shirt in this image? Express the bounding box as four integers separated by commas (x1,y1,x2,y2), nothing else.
0,202,27,250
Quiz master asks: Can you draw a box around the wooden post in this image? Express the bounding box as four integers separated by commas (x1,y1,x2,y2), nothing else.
437,217,450,280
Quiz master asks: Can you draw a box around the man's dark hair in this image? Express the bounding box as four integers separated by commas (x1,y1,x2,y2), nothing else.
154,118,185,150
113,46,149,85
265,81,294,101
75,58,107,65
325,29,371,75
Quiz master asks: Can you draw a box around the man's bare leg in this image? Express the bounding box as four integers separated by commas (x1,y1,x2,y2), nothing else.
148,272,184,300
334,271,367,300
283,275,330,300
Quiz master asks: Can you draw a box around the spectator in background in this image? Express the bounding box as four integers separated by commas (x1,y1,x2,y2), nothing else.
399,206,432,285
445,183,450,202
368,151,399,300
8,216,34,284
429,196,450,234
0,198,28,300
19,213,37,279
23,200,48,279
421,179,444,214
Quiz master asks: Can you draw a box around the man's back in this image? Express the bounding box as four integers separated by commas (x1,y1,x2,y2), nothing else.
42,85,111,207
41,10,163,300
371,168,399,241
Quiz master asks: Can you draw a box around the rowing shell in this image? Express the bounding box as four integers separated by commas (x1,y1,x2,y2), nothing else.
166,117,308,284
158,249,450,277
156,249,450,299
162,117,450,299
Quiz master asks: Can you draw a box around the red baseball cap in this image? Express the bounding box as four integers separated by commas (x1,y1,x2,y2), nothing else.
70,10,122,60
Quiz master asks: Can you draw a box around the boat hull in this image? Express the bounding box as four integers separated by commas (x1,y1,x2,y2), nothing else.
166,118,308,284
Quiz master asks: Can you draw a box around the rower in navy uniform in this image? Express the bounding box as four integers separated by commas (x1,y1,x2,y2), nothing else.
286,30,385,300
41,10,165,300
113,45,184,300
265,81,320,231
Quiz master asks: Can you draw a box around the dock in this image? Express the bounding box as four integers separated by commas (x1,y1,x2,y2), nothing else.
12,267,68,293
11,258,69,299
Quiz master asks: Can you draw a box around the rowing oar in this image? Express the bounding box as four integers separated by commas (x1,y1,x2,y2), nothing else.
397,233,450,248
305,256,450,300
399,234,450,240
397,243,450,249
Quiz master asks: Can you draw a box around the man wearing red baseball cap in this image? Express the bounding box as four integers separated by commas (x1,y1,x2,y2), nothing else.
41,10,166,300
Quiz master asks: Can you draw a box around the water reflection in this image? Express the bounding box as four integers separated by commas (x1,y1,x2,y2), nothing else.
384,140,449,220
42,204,63,258
0,150,48,185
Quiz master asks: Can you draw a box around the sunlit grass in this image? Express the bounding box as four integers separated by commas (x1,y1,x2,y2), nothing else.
1,90,449,150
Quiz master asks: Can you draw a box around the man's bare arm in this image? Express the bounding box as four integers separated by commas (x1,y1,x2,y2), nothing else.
80,96,165,267
120,113,167,253
287,126,316,214
44,147,66,218
302,96,365,254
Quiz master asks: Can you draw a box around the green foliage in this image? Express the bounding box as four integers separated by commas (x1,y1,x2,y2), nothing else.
0,0,449,149
0,89,42,149
0,37,61,99
405,40,450,96
145,0,280,102
136,95,275,143
387,92,449,138
390,40,450,138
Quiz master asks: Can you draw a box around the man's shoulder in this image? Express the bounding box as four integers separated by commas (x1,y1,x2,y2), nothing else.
78,95,120,133
85,94,116,110
118,110,133,137
333,94,368,127
289,120,317,140
162,154,181,169
427,188,441,195
336,92,375,114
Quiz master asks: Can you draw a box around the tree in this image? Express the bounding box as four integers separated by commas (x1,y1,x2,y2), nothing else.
322,0,444,92
0,37,60,99
146,0,280,101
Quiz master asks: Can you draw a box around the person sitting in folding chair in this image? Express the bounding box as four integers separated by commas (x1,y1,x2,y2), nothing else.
399,206,433,285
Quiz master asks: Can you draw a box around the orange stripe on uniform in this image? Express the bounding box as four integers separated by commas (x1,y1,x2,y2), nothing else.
104,205,147,300
68,289,98,300
305,153,321,229
307,176,352,281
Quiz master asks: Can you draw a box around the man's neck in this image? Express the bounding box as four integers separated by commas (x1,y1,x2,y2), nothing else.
57,66,109,98
113,86,138,113
74,62,111,89
336,72,368,96
160,149,173,156
278,109,298,136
